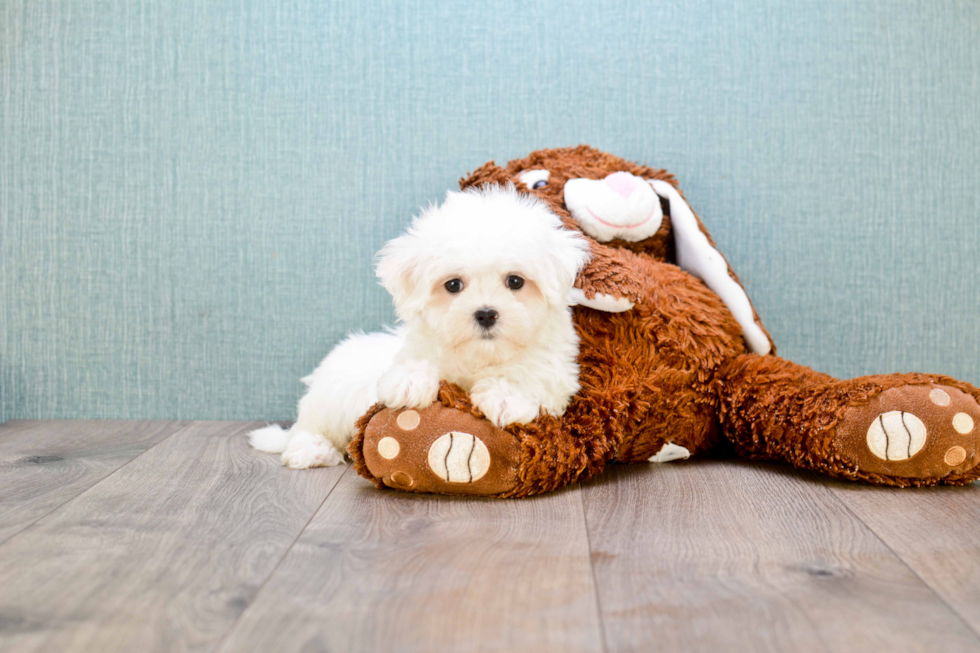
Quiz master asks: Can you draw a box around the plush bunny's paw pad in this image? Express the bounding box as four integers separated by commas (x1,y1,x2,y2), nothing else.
427,432,492,483
836,385,980,480
359,405,521,496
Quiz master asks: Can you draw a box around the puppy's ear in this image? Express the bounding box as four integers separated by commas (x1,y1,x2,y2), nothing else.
535,228,592,307
375,233,429,321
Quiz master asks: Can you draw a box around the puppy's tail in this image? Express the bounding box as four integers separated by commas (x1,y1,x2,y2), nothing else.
248,424,292,454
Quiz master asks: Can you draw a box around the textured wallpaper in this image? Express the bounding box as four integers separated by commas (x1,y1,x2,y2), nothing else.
2,0,978,421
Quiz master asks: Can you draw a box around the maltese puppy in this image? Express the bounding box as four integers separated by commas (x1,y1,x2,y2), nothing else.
249,184,591,469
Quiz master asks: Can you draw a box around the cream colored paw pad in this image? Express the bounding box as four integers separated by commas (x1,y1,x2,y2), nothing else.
427,431,490,483
953,412,975,435
945,446,967,466
377,436,400,459
390,471,414,488
929,388,951,406
396,410,421,430
866,411,926,461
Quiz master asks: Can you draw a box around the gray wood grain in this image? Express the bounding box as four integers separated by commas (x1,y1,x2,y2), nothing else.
822,480,980,638
5,420,980,653
218,471,603,653
0,420,182,544
0,421,344,653
582,462,980,653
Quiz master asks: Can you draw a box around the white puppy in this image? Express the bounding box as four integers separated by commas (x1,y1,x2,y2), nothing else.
249,184,591,469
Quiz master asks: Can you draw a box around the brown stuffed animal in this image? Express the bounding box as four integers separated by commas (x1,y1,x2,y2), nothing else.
348,146,980,497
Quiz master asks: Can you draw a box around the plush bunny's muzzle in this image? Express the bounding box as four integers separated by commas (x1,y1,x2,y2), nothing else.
563,171,665,243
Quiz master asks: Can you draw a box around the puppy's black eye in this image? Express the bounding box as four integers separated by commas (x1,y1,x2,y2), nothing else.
444,278,463,294
506,275,524,290
531,180,548,189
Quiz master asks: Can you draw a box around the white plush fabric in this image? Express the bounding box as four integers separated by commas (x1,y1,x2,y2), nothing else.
518,169,551,189
563,173,665,242
648,442,692,463
567,288,635,312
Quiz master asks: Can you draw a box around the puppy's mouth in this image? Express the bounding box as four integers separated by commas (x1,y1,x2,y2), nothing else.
477,324,497,340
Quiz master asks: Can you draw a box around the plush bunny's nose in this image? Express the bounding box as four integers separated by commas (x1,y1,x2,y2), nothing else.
604,171,640,199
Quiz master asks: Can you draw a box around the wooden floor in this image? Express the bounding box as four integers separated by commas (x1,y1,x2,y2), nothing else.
1,421,979,652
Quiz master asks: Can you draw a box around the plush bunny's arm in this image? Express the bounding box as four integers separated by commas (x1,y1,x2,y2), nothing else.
570,241,641,312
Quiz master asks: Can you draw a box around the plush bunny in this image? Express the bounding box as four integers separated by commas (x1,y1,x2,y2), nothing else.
348,146,980,497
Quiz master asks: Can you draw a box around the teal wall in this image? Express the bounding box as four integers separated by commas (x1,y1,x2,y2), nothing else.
2,0,978,422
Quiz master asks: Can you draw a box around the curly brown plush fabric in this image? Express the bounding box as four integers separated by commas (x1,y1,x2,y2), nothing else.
348,146,980,497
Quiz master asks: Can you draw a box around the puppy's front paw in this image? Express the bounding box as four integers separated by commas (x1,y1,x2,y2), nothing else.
377,360,440,409
280,430,345,469
471,379,541,427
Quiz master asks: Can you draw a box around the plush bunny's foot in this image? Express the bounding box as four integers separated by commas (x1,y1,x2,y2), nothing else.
835,384,980,485
352,404,522,496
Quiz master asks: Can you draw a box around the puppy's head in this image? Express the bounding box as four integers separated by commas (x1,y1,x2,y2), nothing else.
377,184,590,363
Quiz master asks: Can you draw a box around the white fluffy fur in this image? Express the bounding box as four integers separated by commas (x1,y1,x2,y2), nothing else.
249,185,590,469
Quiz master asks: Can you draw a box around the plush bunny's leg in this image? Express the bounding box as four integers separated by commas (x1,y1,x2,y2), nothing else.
349,382,624,498
349,387,523,496
716,354,980,486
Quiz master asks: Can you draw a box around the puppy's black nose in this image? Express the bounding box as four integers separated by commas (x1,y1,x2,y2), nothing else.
474,307,498,329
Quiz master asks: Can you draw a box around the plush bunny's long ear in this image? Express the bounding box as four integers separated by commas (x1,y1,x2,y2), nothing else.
649,180,772,355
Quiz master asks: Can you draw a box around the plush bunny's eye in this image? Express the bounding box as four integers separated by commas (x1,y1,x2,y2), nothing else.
518,169,550,191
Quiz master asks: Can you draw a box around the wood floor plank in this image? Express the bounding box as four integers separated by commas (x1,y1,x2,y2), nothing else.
822,479,980,637
0,421,344,653
582,461,980,653
218,472,604,653
0,420,183,544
